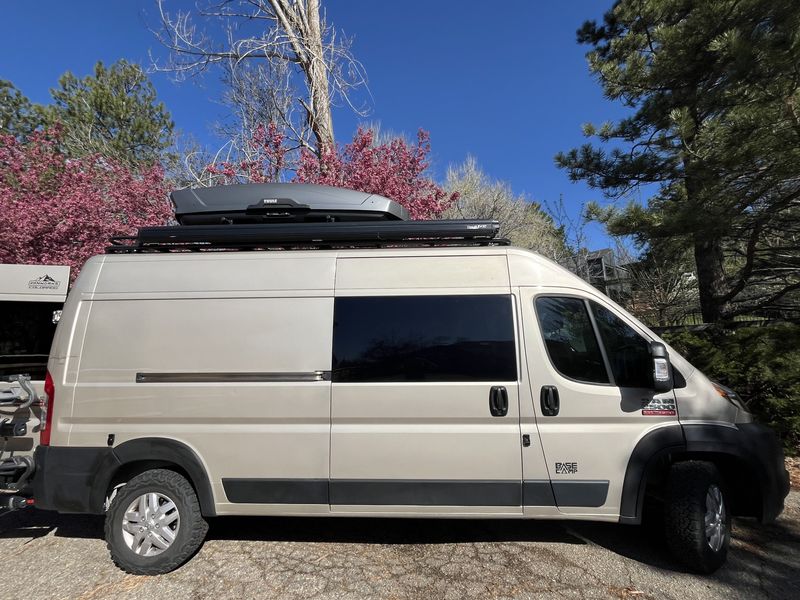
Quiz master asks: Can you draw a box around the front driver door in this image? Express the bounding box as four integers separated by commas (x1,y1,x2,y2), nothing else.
520,288,679,517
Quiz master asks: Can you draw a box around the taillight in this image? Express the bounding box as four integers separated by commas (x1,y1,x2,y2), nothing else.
40,371,55,446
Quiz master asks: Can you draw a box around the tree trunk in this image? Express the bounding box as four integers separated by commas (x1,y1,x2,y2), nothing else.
268,0,335,152
684,148,729,324
693,235,728,323
303,0,334,151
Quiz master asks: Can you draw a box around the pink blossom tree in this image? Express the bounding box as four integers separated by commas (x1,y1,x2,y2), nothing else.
205,125,457,219
295,128,456,219
203,122,288,185
0,127,172,279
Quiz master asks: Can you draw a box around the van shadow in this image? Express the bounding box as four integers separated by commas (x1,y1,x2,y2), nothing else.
4,507,799,595
205,514,585,546
0,507,672,565
0,508,103,541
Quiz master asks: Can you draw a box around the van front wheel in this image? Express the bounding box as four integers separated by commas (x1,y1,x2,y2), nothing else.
104,469,209,575
664,461,731,574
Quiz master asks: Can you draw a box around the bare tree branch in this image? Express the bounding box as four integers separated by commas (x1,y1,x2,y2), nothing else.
151,0,370,157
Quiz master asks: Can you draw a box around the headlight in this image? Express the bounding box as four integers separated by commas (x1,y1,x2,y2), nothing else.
712,381,748,412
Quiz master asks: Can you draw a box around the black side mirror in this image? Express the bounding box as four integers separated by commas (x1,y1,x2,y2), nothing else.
650,341,673,393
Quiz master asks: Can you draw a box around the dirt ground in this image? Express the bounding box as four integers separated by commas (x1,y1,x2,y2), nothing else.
0,487,797,600
785,456,800,489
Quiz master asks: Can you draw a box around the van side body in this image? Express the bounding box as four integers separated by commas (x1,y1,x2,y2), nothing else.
33,247,788,530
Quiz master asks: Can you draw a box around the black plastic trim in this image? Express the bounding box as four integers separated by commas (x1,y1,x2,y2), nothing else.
109,438,216,517
683,423,789,523
619,424,685,524
223,479,328,504
221,479,607,508
34,439,217,517
330,480,522,506
551,480,609,507
32,446,116,514
619,422,789,525
523,480,557,506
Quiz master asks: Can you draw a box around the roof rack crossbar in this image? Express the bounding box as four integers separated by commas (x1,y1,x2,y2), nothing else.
106,220,507,254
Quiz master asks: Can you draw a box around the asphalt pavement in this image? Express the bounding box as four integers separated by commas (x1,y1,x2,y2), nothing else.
0,492,797,600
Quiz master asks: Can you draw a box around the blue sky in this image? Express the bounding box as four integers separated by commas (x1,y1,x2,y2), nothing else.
1,1,636,248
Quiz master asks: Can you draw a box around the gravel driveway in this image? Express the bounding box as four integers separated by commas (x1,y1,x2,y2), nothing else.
0,492,797,600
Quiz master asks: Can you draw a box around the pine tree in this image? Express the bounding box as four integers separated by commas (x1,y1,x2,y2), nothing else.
0,80,44,139
44,60,174,167
557,0,800,322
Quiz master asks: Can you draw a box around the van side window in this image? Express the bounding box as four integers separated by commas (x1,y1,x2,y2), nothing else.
332,295,517,382
535,297,609,384
590,302,653,389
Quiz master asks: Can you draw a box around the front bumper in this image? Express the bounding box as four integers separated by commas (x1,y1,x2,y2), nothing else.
739,423,791,522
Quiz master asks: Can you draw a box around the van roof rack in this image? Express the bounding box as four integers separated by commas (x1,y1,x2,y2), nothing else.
106,220,509,253
171,183,409,225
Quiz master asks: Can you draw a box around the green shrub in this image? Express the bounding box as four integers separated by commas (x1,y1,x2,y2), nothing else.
662,323,800,455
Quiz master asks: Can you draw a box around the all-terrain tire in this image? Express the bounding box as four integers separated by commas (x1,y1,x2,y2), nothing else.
664,461,731,574
105,469,209,575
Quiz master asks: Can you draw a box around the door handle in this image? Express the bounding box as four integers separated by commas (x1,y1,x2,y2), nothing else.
540,385,560,416
489,386,508,417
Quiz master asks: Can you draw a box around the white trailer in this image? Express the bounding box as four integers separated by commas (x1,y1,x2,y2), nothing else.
0,263,70,492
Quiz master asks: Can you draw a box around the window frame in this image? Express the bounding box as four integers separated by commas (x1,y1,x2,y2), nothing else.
533,293,655,389
589,300,657,390
331,292,520,384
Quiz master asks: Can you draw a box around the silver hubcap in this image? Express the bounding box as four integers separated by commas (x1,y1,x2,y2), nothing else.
704,484,726,552
121,492,180,557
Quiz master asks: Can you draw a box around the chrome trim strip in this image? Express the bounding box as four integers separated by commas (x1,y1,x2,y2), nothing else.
135,371,331,383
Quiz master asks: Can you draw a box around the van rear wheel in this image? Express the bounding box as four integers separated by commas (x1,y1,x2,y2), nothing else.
664,461,731,574
105,469,208,575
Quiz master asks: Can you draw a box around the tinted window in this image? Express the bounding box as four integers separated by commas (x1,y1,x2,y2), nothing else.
332,295,517,382
0,301,61,379
591,303,653,388
535,297,609,384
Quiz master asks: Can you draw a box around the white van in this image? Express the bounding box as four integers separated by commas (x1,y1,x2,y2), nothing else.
26,185,788,575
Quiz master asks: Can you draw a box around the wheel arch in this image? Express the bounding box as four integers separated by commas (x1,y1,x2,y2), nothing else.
619,423,763,524
91,438,216,517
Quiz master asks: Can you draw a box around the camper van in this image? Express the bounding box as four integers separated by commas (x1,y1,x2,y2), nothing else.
18,184,788,576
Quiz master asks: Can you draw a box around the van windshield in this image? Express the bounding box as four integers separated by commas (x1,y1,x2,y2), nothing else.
0,301,61,380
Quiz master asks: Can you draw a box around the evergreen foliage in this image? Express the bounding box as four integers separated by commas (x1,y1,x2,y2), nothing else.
0,80,43,139
663,323,800,453
557,0,800,322
44,60,174,167
2,61,174,167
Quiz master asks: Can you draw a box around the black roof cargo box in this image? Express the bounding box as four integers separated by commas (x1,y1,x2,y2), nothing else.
171,183,409,225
